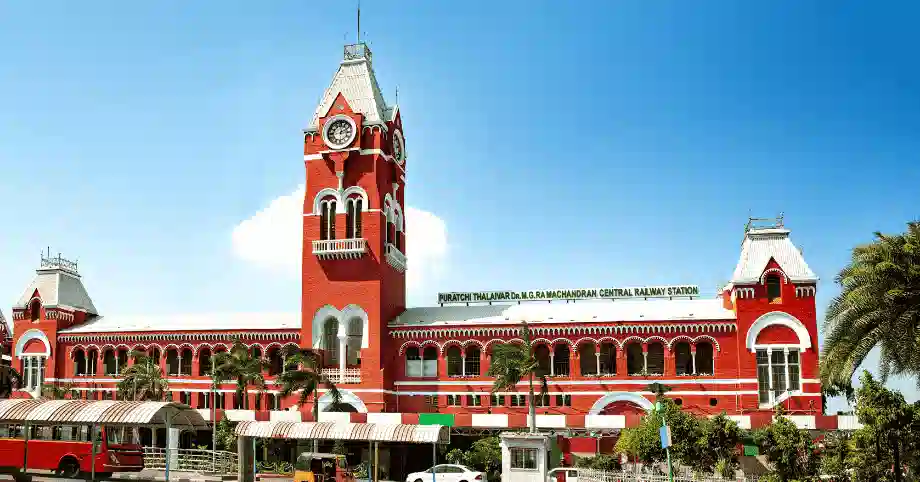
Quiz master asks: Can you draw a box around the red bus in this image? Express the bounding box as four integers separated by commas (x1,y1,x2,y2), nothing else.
0,424,144,478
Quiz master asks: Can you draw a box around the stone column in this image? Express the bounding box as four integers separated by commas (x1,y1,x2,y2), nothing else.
642,346,649,374
571,349,581,377
691,349,697,375
461,355,467,377
549,351,555,377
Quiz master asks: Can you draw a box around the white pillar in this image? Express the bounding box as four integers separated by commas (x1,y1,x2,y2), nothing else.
549,352,555,376
338,334,347,383
461,355,466,377
691,350,697,375
642,351,648,373
595,352,601,375
766,348,774,402
783,347,790,391
168,427,181,468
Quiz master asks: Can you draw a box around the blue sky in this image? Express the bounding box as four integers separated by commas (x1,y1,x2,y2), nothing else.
1,1,919,409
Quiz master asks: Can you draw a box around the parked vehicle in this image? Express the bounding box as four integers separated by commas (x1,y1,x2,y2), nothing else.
406,464,484,482
0,424,144,478
294,452,355,482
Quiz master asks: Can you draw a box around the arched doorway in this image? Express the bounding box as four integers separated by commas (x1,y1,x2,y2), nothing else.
588,392,654,415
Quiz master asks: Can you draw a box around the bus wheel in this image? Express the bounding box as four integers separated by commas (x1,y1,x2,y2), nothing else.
57,458,80,478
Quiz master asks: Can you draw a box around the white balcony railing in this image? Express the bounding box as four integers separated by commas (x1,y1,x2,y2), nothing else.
385,243,407,272
312,238,367,259
321,367,361,384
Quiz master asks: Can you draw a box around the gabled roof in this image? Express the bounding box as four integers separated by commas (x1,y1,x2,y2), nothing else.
58,312,299,334
16,268,97,314
306,45,390,131
391,299,735,327
730,227,818,284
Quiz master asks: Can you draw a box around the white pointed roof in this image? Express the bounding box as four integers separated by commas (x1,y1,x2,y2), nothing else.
306,44,391,131
16,267,98,314
730,227,817,284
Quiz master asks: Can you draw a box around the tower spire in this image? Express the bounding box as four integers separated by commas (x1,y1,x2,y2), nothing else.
357,1,361,43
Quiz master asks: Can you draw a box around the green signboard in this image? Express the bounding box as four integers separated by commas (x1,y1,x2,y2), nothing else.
743,445,760,456
419,413,455,427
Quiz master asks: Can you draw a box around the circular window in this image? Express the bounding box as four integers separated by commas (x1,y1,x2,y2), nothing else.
709,398,718,407
674,398,683,407
392,130,406,165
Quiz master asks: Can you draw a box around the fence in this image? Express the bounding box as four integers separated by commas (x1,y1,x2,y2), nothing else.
143,447,239,474
575,468,759,482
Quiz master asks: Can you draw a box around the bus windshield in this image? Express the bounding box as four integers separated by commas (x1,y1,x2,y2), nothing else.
106,427,140,445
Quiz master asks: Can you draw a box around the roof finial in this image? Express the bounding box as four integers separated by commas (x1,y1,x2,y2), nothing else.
395,85,399,104
357,0,361,44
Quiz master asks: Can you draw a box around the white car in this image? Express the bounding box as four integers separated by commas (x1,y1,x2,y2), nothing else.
406,464,484,482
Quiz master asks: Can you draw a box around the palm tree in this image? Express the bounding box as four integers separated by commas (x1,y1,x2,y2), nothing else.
277,346,341,450
117,351,169,401
821,221,920,391
487,322,548,433
42,382,77,399
212,339,268,410
0,365,21,398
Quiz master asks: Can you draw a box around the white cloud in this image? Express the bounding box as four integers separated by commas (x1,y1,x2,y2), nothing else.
231,185,449,302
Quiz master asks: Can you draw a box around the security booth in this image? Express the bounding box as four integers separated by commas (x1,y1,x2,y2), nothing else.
234,421,451,482
0,399,208,482
500,433,551,482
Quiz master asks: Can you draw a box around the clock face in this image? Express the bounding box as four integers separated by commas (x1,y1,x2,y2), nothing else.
393,131,405,165
325,119,354,147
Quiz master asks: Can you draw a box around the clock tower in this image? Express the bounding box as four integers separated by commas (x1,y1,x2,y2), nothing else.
301,42,407,413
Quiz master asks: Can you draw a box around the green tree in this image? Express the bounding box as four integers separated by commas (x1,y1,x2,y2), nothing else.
696,413,743,479
487,322,548,433
754,407,819,481
276,346,340,451
41,382,77,399
214,419,237,451
444,437,502,482
574,454,620,472
819,432,852,481
117,351,169,401
612,398,701,472
845,371,917,482
212,338,269,410
821,221,920,389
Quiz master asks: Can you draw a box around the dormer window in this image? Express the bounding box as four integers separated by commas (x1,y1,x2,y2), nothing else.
766,275,781,302
29,300,41,322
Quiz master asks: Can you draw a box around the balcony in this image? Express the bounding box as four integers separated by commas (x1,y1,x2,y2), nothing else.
321,367,362,384
313,238,367,259
385,243,407,272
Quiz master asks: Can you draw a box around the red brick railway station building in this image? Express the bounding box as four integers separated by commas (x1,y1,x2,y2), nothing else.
8,40,858,452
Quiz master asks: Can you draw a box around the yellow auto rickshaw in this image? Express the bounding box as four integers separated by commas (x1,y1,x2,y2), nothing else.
293,453,355,482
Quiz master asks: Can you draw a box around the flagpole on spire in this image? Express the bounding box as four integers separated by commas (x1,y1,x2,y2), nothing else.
357,0,361,43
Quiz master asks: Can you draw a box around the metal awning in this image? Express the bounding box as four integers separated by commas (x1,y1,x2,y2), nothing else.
0,399,209,430
235,421,450,444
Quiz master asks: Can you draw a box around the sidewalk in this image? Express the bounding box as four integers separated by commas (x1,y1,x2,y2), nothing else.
111,470,236,482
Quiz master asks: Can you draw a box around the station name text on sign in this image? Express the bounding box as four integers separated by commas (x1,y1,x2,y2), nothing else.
437,285,701,304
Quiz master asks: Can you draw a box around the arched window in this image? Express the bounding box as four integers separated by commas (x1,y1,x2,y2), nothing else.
394,214,403,251
696,342,714,375
625,343,644,375
87,349,98,375
267,347,283,376
345,198,363,239
465,346,481,376
422,346,438,377
446,346,462,377
674,342,693,376
766,275,782,302
646,342,665,375
320,200,336,241
166,348,179,376
74,349,86,376
533,345,550,377
149,347,161,365
346,318,362,366
599,342,616,375
553,345,570,377
180,348,193,375
117,349,128,375
322,318,339,366
405,347,421,377
578,343,597,376
199,347,213,376
29,300,41,322
104,349,117,376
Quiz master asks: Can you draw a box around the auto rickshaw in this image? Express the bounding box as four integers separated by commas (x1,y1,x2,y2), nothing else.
293,452,355,482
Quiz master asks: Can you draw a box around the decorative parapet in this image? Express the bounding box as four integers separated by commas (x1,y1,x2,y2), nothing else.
344,43,372,63
58,331,300,344
313,238,367,259
40,252,79,275
795,286,816,297
385,243,407,272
